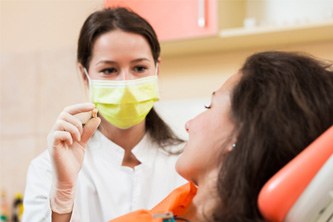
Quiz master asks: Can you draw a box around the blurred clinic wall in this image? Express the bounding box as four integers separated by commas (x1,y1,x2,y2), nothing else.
1,0,333,218
0,0,106,216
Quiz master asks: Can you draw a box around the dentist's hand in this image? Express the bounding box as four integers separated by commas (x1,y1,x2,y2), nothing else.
48,103,100,214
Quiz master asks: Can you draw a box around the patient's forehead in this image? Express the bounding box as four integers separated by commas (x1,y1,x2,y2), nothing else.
217,72,241,94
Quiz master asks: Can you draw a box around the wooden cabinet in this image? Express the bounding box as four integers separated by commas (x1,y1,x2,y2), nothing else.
104,0,218,41
104,0,333,57
161,20,333,57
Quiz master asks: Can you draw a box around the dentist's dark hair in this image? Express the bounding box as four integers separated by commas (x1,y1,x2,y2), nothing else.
77,7,183,150
77,7,160,68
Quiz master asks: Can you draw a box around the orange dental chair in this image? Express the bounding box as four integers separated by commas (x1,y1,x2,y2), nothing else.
258,126,333,222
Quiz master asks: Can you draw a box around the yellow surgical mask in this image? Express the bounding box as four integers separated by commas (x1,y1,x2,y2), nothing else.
84,69,159,129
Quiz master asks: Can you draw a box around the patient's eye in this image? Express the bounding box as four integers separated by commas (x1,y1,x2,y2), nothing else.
205,92,215,109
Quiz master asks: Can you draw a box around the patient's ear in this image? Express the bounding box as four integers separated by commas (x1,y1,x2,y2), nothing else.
227,128,238,152
226,143,236,152
230,143,237,151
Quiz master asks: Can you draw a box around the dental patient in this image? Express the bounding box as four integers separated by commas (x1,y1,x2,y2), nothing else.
111,51,333,222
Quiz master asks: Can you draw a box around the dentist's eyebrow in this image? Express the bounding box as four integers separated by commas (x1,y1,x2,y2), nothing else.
131,58,150,63
95,60,117,66
95,58,150,66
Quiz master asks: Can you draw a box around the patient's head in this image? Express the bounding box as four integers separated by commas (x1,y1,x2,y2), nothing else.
216,51,333,222
177,51,333,222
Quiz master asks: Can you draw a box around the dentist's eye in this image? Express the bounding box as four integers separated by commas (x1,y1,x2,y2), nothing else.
101,67,117,75
134,66,148,73
204,105,211,109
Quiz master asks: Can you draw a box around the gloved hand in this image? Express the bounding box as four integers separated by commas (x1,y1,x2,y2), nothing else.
47,103,101,214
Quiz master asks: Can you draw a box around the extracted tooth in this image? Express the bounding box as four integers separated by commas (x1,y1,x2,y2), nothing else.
92,108,98,118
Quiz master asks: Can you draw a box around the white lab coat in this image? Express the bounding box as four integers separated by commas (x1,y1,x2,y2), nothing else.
22,130,186,222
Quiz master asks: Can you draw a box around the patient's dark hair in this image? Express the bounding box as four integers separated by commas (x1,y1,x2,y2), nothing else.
212,51,333,222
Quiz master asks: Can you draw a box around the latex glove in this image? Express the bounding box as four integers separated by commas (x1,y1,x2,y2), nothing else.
48,103,101,214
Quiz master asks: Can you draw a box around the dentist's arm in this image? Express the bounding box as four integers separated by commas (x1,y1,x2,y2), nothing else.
48,103,100,222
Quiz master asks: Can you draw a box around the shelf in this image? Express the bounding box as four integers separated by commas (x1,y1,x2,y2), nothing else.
160,20,333,58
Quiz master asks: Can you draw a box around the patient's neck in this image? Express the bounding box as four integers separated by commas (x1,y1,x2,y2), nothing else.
183,169,219,221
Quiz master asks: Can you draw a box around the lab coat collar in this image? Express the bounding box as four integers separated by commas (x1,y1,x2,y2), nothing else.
89,130,157,167
132,133,158,167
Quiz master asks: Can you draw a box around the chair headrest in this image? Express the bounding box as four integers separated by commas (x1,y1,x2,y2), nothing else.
258,125,333,222
285,155,333,222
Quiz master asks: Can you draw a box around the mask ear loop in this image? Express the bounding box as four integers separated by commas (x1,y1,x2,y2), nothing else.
83,68,93,101
83,68,91,85
154,63,159,77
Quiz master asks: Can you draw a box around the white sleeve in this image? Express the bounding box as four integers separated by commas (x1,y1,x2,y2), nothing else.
22,151,52,222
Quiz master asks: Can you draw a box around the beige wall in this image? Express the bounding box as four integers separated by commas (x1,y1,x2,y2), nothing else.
160,41,333,100
0,0,105,213
1,0,333,216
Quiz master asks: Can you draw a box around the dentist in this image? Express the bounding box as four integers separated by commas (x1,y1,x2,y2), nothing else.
23,7,185,222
